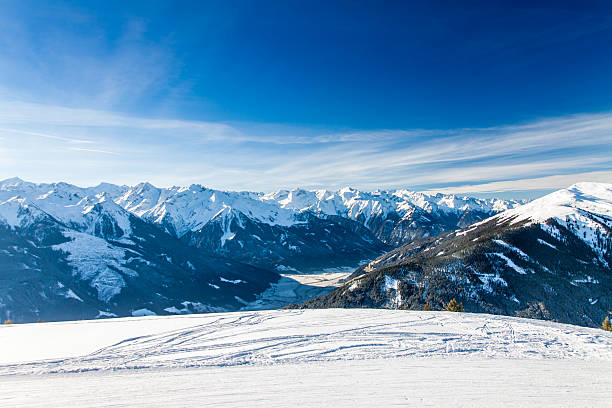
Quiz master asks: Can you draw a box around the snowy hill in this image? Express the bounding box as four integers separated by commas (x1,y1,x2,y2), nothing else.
303,183,612,327
3,308,610,374
0,309,611,407
491,182,612,257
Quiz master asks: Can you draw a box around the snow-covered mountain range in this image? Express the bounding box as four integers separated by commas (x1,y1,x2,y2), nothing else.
303,182,612,327
0,177,521,322
0,177,522,254
0,178,524,270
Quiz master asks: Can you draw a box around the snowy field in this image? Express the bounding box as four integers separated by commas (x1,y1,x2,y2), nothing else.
1,309,611,407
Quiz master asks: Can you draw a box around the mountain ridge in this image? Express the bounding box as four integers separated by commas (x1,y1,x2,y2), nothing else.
300,182,612,328
0,177,528,323
0,177,524,247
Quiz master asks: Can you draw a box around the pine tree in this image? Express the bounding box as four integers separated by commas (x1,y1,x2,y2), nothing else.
444,298,464,312
602,316,612,331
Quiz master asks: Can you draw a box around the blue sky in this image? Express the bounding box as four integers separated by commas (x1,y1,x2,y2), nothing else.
0,1,611,197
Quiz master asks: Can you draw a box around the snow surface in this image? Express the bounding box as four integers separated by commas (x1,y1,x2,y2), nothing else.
62,289,83,302
492,239,530,260
537,238,558,249
0,309,611,407
382,275,403,307
1,359,611,407
1,309,610,373
219,277,246,284
490,252,528,274
477,273,508,293
52,230,132,302
131,309,157,317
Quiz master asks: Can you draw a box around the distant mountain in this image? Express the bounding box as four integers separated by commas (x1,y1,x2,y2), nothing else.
0,177,521,322
116,183,388,271
0,180,276,322
301,183,612,328
114,181,522,270
262,187,522,246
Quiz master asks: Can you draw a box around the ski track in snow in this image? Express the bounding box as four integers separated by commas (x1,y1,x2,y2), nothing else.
1,309,611,377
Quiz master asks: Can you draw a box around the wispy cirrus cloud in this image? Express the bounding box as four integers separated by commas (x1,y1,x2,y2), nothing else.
67,147,120,155
0,127,94,144
0,99,609,197
422,171,612,197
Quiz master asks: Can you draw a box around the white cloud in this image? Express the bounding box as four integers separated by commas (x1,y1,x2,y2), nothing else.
423,171,612,194
0,127,94,144
67,147,120,155
0,99,610,196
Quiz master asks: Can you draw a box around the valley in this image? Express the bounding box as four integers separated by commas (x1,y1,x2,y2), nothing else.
242,266,354,310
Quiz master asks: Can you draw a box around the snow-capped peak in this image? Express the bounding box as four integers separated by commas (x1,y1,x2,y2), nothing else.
0,196,48,228
489,182,612,257
495,182,612,226
261,186,522,228
0,177,25,188
0,178,523,241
